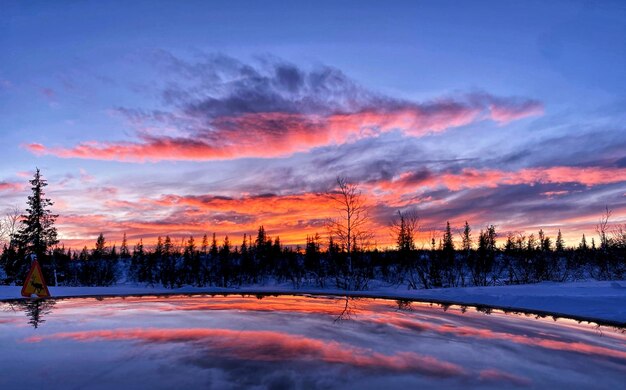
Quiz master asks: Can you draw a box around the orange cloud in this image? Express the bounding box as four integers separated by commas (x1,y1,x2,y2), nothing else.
51,172,624,250
42,160,624,250
53,192,344,248
25,98,541,163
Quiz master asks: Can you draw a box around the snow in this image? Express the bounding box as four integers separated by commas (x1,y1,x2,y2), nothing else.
1,280,625,325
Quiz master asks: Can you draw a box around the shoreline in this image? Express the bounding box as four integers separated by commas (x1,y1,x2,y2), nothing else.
2,280,625,328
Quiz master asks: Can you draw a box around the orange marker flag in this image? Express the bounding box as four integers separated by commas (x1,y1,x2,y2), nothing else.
21,260,51,298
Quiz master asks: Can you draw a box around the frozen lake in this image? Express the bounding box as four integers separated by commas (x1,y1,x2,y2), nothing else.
0,294,624,389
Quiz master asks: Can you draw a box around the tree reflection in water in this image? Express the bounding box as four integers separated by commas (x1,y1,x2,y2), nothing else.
396,299,414,311
2,299,57,328
335,296,361,322
1,294,625,389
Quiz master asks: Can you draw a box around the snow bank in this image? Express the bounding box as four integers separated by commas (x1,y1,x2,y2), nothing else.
1,280,624,325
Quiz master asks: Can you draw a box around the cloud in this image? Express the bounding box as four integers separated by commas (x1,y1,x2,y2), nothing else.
0,181,24,193
376,166,626,192
50,165,626,250
50,191,339,248
25,143,46,154
25,54,542,162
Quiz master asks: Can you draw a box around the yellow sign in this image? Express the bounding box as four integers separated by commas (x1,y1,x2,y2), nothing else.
21,260,51,298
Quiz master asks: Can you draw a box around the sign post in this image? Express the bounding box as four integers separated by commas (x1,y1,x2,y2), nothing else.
21,255,51,298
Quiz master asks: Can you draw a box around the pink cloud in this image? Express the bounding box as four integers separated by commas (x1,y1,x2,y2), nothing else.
380,166,626,192
25,143,46,154
23,96,542,162
0,181,24,193
489,102,544,123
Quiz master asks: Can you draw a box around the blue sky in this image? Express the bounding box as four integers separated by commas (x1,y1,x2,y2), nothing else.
1,0,625,247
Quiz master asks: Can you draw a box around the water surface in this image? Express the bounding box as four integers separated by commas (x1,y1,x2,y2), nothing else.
0,294,624,389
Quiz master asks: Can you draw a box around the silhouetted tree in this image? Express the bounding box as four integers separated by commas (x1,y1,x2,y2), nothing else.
219,236,231,287
555,230,564,252
327,177,372,289
459,221,472,287
120,233,130,259
390,210,418,278
15,169,58,282
183,236,198,285
441,221,456,286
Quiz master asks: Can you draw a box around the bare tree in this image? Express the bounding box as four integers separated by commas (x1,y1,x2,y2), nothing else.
327,177,372,289
327,177,371,263
0,218,4,247
0,207,22,248
612,223,626,249
596,206,612,250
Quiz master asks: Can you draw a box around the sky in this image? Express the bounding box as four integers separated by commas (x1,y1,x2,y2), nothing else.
1,0,625,249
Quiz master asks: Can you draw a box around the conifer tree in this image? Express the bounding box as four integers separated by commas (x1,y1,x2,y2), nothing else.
461,221,472,252
241,234,248,255
539,229,551,251
442,221,455,286
443,221,454,252
210,233,218,258
273,236,282,257
556,230,564,252
392,210,418,253
120,233,130,259
164,235,173,256
182,236,197,285
201,234,209,255
93,233,107,259
129,239,144,282
16,168,59,274
219,236,231,287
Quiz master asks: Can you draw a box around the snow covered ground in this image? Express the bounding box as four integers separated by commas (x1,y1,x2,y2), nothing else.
1,280,625,325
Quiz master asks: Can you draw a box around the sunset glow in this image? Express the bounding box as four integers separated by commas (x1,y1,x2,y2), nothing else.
1,1,625,250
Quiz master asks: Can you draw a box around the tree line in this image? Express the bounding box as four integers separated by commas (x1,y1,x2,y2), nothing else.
1,171,624,289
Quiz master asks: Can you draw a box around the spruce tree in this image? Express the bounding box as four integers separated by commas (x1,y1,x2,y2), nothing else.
201,233,209,255
12,168,59,283
129,239,143,282
183,236,197,285
120,233,130,259
462,221,472,252
579,234,588,251
210,233,218,258
442,222,454,252
219,236,231,287
93,233,107,259
442,221,455,286
556,230,564,252
17,168,59,261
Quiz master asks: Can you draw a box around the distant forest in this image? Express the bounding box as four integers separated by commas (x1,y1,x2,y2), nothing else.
1,171,625,289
